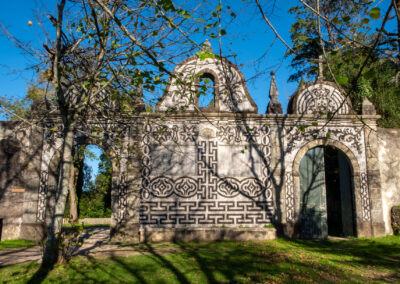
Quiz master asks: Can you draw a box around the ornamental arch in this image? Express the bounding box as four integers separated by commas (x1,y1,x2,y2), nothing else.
36,128,131,235
290,139,364,238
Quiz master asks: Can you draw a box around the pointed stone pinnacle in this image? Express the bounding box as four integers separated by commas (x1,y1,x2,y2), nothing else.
266,71,283,114
362,97,376,115
269,71,279,102
202,40,212,53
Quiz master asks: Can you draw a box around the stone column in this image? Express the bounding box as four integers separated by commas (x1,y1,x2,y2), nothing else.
20,126,46,241
110,124,142,242
270,117,289,236
364,119,386,237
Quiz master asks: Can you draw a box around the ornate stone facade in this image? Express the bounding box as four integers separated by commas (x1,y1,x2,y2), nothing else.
0,51,394,241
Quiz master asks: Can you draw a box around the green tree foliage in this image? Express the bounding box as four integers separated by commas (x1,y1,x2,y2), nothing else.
287,0,372,82
325,50,400,127
287,1,400,127
0,78,53,120
79,152,112,218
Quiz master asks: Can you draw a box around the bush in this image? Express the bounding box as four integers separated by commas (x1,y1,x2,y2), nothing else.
391,206,400,235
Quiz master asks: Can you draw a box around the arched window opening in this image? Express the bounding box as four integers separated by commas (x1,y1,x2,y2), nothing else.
64,144,112,220
198,74,215,108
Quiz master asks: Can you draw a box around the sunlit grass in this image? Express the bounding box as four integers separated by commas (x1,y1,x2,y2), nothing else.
0,239,36,250
1,236,399,283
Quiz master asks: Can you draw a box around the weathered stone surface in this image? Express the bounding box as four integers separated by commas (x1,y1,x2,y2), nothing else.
140,227,277,242
63,218,111,225
362,98,376,115
378,128,400,234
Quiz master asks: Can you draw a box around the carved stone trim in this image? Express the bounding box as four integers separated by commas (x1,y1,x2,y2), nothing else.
285,172,295,222
360,172,371,221
293,83,352,115
37,171,48,222
156,55,258,113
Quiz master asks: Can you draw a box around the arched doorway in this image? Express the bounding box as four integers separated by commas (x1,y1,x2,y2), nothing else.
69,144,112,219
299,146,355,239
48,144,113,222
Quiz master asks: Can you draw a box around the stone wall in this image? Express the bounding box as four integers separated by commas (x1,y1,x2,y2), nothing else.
139,116,274,230
0,115,389,242
378,128,400,234
0,122,43,240
134,113,382,239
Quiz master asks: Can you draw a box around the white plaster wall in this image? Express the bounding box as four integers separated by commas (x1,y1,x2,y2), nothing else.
378,128,400,234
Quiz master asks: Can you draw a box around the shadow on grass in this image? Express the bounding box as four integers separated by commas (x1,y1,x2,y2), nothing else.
26,262,54,284
23,236,400,283
288,237,400,269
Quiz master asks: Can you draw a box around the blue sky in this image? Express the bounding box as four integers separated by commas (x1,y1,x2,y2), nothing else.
0,0,299,115
0,0,394,115
0,1,55,104
0,0,393,177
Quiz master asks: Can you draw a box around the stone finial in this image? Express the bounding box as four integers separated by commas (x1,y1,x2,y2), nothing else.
362,97,376,115
266,71,283,114
202,40,212,53
316,55,326,82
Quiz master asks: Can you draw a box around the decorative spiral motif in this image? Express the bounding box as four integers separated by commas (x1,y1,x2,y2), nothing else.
241,178,264,197
149,176,174,197
174,177,197,197
217,177,240,197
296,85,351,115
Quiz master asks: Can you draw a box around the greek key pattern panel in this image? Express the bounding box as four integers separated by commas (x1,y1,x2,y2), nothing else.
140,201,273,225
140,122,273,227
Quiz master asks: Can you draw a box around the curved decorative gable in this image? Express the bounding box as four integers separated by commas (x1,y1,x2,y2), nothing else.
156,56,258,113
292,82,352,115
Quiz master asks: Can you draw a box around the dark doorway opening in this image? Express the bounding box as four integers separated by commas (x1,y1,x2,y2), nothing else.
324,147,355,237
299,146,356,239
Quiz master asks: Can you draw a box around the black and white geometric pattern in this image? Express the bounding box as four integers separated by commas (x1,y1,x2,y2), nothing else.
140,122,273,227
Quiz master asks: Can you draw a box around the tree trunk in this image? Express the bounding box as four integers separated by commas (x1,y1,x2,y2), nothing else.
42,124,75,266
75,147,85,217
68,161,78,222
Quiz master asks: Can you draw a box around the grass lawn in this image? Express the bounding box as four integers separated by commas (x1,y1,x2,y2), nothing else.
0,240,36,250
0,236,399,283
